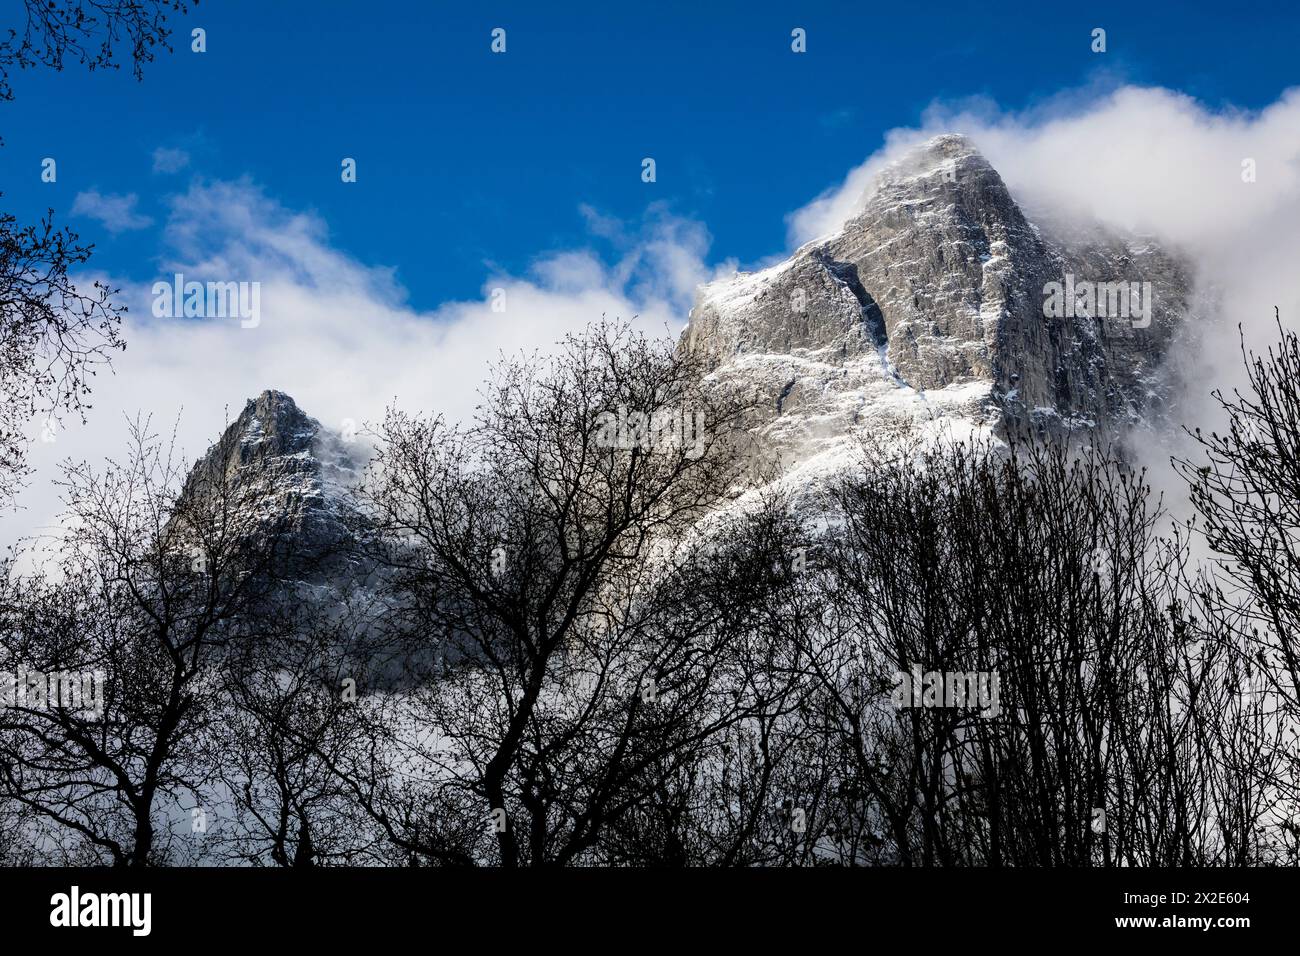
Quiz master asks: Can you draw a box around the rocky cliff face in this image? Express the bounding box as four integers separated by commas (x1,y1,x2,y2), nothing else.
684,134,1194,479
180,137,1195,572
178,389,366,582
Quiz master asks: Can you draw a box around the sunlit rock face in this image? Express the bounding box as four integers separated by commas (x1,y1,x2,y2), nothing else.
180,138,1197,579
684,134,1193,481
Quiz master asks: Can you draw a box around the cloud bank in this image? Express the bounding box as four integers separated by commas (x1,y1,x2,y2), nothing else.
7,179,726,556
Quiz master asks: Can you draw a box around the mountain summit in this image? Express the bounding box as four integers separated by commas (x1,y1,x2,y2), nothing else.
180,138,1195,565
180,389,365,580
684,134,1193,478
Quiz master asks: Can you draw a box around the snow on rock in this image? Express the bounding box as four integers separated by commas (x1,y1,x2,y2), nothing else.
683,133,1198,495
179,389,369,584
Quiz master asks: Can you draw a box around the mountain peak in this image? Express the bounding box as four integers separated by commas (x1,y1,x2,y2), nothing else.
682,130,1194,480
248,388,298,408
230,389,321,459
177,389,366,582
873,133,994,188
906,132,982,162
923,131,976,151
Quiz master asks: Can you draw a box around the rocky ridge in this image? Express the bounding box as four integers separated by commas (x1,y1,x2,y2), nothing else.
682,134,1193,482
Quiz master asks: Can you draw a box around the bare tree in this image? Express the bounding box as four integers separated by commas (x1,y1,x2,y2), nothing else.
0,211,124,501
0,415,291,865
783,437,1267,866
328,320,821,866
6,312,1297,869
0,0,191,102
204,601,389,867
1177,309,1300,856
0,0,190,501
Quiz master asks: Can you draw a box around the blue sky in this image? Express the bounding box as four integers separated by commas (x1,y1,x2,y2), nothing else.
2,0,1297,310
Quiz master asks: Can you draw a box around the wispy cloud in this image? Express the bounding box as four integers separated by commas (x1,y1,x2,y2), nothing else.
70,189,153,233
6,179,720,554
151,146,191,174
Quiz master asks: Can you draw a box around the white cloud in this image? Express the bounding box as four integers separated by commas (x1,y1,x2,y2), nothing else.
151,147,191,174
70,190,153,233
5,180,717,555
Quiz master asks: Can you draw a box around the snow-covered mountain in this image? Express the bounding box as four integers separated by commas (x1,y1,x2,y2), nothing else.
181,135,1196,568
178,389,367,584
683,134,1194,484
